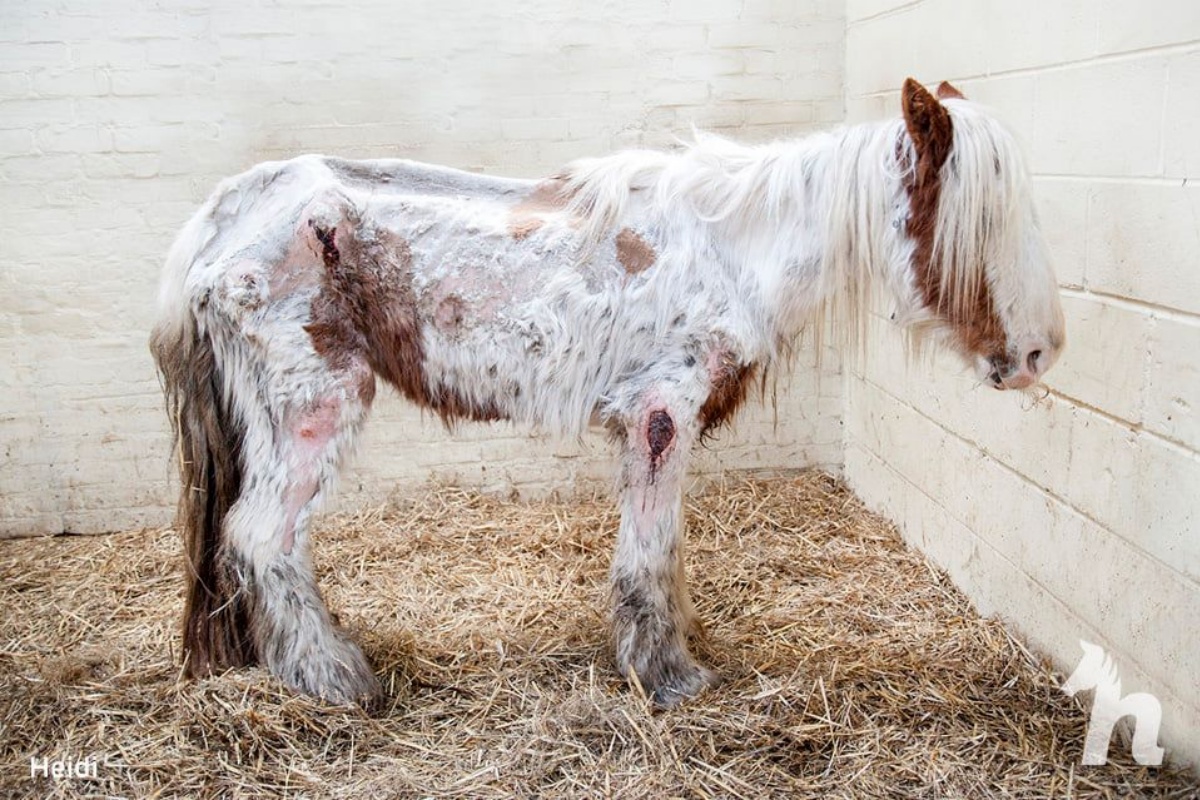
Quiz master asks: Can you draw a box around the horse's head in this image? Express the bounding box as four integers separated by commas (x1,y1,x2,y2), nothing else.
894,78,1065,390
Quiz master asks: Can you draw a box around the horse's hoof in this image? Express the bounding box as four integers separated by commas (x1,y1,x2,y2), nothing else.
646,663,722,708
278,635,383,710
316,666,383,710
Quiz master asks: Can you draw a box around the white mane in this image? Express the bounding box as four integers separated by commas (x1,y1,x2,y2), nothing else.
932,101,1033,319
558,102,1035,360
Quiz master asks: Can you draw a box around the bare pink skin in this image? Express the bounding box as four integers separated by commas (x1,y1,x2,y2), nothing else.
281,397,342,554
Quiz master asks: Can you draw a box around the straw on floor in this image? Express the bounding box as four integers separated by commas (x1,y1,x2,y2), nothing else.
0,471,1194,799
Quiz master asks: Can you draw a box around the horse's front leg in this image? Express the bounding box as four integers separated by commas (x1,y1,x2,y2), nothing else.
611,398,718,706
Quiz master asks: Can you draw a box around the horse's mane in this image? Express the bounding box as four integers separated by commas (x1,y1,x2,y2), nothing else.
557,101,1032,358
931,102,1032,318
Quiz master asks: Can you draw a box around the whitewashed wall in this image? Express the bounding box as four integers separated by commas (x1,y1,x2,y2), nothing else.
843,0,1200,767
0,0,846,536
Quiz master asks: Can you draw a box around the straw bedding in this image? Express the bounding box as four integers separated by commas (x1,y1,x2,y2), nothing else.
0,471,1194,799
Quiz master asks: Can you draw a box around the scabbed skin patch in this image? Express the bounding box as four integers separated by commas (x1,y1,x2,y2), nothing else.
647,409,675,476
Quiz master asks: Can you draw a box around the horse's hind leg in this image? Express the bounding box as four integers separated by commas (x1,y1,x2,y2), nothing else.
224,360,381,707
610,397,718,706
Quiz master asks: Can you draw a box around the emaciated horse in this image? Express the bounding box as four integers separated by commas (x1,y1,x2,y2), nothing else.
151,79,1065,707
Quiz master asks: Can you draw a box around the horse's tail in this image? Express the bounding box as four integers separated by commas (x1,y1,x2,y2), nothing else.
150,200,257,677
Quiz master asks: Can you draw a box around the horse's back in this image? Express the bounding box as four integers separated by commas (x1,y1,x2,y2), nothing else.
162,155,537,290
155,151,746,436
153,155,618,429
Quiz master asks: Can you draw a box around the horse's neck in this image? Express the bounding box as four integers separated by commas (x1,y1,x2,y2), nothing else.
695,119,908,350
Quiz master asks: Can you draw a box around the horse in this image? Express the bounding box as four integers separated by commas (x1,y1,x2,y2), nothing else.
150,78,1065,708
1062,640,1165,765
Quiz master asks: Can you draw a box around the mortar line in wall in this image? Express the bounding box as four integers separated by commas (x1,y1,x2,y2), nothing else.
1047,387,1200,460
845,0,924,28
861,298,1200,409
850,443,1200,720
854,39,1200,98
858,373,1113,533
861,301,1200,457
1058,286,1200,325
1033,174,1190,186
858,373,1200,592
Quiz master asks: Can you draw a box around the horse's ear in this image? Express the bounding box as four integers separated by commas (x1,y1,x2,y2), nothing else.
936,81,965,100
901,77,953,169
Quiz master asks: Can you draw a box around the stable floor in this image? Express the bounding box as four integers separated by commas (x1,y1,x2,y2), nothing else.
0,473,1193,799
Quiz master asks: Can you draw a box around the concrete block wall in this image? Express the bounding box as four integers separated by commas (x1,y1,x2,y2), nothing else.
0,0,847,536
843,0,1200,767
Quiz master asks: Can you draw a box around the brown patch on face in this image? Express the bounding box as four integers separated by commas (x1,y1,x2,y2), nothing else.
901,78,1007,366
508,179,570,240
698,354,760,437
954,285,1008,367
616,228,656,274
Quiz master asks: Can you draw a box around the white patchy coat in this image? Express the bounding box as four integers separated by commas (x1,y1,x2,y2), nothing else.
153,85,1065,706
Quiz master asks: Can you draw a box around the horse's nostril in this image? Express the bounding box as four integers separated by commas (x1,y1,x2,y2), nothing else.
1027,349,1042,374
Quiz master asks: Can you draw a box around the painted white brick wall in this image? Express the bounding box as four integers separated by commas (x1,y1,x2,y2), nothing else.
844,0,1200,768
0,0,846,537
